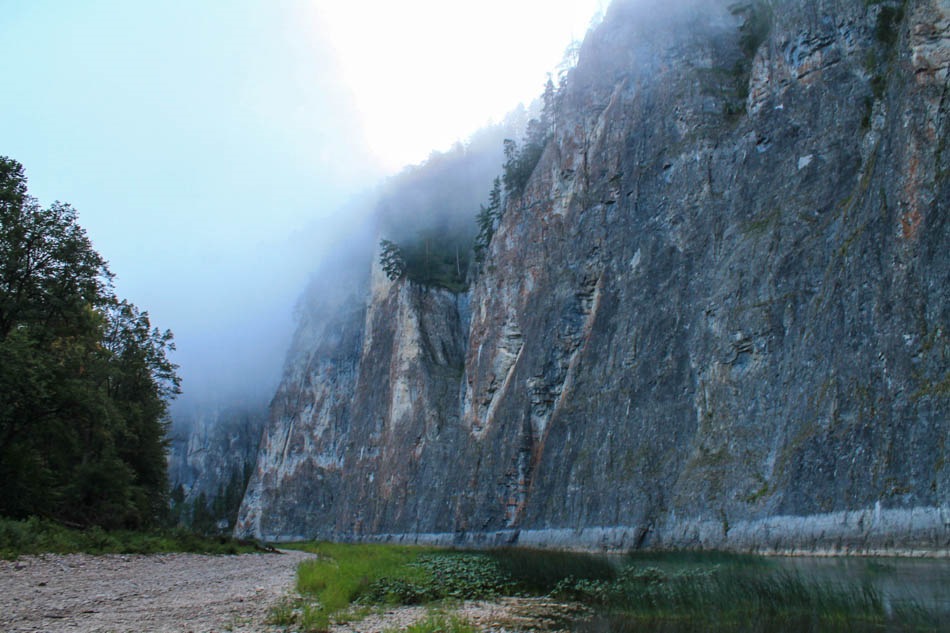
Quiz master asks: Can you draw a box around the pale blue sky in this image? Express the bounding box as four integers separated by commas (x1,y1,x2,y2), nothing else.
0,0,604,407
1,1,377,405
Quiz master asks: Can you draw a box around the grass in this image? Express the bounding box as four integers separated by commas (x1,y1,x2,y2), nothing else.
390,612,477,633
277,542,437,631
266,596,301,626
278,542,524,631
0,516,265,559
274,543,944,633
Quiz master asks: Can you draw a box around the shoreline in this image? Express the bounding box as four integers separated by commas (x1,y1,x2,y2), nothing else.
254,504,950,558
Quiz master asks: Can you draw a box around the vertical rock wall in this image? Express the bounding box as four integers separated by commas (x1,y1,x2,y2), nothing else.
236,0,949,552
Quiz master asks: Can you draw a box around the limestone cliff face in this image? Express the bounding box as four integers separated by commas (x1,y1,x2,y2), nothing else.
167,403,266,529
236,0,949,552
237,260,471,539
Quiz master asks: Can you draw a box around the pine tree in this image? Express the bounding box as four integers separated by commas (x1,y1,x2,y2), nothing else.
474,178,504,264
379,239,406,281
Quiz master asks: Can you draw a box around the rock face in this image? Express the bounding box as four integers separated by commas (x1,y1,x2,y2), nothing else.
167,403,266,530
236,0,949,552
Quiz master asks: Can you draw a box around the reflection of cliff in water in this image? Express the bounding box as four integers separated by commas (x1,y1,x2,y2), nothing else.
574,556,950,633
776,556,950,616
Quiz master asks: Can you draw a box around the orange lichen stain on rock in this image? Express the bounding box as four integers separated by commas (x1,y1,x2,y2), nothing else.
911,14,950,85
899,152,924,241
901,209,924,241
797,59,824,84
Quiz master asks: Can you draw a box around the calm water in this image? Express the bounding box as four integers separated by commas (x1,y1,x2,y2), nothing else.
571,556,950,633
774,556,950,615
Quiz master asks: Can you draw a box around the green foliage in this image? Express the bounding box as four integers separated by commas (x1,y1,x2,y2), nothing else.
404,233,471,292
0,161,110,338
364,553,516,604
379,238,406,281
170,462,254,535
473,178,503,265
374,133,513,293
724,1,773,116
284,544,942,632
0,516,261,558
377,231,472,292
393,613,477,633
266,596,301,627
502,77,557,197
874,3,906,48
502,132,545,196
0,156,180,529
862,2,907,117
283,545,512,631
287,542,433,631
730,1,773,59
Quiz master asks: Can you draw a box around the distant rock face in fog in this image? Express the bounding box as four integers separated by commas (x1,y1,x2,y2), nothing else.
236,0,949,552
167,404,266,530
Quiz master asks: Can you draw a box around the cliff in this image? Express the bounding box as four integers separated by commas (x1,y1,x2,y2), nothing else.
236,0,949,552
167,403,266,532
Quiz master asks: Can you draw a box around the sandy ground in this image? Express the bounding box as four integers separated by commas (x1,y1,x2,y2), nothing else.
0,550,312,633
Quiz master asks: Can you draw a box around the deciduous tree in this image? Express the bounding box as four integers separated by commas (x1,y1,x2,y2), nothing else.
0,157,179,529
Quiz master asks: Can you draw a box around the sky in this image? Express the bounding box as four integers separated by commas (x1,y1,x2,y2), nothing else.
0,0,607,410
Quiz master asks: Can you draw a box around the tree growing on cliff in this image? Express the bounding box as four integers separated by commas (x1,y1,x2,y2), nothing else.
502,84,556,196
730,0,773,58
474,177,503,264
380,231,471,292
379,239,406,281
0,156,180,529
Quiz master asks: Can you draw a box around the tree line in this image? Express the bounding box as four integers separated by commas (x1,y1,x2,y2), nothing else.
378,78,558,290
0,157,180,530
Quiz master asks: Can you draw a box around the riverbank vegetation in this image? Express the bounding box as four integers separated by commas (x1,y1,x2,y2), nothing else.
274,543,944,633
0,516,264,558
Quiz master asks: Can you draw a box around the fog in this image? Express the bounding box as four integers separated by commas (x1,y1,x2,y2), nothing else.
0,1,607,415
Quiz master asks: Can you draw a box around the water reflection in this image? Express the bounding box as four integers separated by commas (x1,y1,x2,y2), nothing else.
570,556,949,633
575,614,928,633
774,557,950,615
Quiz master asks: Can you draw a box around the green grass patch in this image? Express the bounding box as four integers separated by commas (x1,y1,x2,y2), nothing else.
391,612,477,633
289,542,431,605
281,543,519,630
266,596,301,627
0,516,264,558
280,542,437,631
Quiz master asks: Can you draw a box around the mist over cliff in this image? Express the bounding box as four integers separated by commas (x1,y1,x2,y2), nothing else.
236,0,949,552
